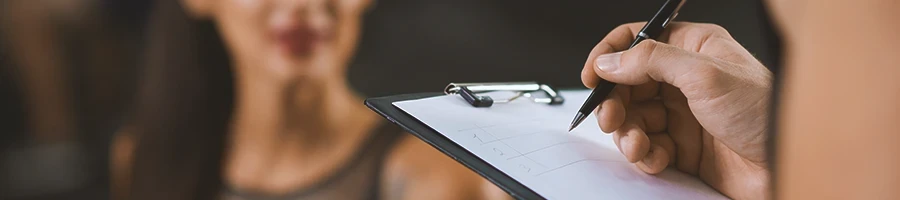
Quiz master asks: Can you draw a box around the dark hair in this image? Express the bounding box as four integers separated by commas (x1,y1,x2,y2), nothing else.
128,0,234,199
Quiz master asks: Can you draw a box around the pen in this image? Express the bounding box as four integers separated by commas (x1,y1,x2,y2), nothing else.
568,0,686,131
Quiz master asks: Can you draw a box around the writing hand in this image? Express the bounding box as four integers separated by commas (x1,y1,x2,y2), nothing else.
582,22,772,199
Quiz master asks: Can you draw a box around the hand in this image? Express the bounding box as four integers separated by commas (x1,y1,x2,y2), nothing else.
581,22,772,199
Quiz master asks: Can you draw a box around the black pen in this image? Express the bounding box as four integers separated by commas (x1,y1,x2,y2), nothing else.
568,0,686,131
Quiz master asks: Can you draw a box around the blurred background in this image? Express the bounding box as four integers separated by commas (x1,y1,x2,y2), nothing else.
0,0,774,199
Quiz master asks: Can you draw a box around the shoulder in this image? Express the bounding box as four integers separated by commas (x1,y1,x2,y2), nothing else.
379,133,510,200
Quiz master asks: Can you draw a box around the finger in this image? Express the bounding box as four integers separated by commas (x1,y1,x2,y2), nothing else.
585,22,734,88
660,84,704,175
596,83,662,134
612,118,650,163
647,132,677,166
636,144,669,174
591,40,721,90
596,85,629,133
630,100,667,133
582,22,647,88
661,22,735,53
630,81,660,102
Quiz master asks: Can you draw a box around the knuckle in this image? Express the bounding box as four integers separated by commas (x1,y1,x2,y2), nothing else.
621,22,646,30
683,23,732,53
638,40,663,58
623,40,659,68
612,22,647,37
614,23,632,31
699,23,730,37
581,68,598,87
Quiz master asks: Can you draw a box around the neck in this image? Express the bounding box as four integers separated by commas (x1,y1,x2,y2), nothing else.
225,71,379,191
230,71,374,149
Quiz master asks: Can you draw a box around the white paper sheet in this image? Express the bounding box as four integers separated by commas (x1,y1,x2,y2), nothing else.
394,90,728,200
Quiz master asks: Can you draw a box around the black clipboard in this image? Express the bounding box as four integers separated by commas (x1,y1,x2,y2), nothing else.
365,92,545,200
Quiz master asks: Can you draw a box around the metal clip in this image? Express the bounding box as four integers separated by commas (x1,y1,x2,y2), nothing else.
444,82,564,107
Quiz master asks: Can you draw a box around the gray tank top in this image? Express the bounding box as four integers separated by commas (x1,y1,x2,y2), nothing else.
220,122,403,200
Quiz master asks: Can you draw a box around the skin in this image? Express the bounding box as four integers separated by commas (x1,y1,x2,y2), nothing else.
581,22,772,199
585,1,900,199
112,0,508,199
768,0,900,199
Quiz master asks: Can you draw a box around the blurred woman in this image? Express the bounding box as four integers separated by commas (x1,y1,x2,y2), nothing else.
112,0,506,199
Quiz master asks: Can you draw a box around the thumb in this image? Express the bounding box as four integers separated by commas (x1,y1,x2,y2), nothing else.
592,40,719,89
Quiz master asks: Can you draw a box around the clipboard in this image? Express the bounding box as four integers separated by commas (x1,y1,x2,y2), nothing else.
365,82,563,200
365,82,727,200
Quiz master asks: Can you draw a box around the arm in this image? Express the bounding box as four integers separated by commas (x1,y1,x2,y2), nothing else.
380,134,510,200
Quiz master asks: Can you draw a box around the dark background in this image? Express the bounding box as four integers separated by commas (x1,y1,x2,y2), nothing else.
350,0,772,97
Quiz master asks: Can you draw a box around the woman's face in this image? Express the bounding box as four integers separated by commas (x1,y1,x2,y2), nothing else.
184,0,371,81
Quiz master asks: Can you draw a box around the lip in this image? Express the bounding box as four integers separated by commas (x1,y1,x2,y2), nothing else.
273,24,323,56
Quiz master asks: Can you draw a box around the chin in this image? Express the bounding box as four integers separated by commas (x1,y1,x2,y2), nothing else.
263,47,339,82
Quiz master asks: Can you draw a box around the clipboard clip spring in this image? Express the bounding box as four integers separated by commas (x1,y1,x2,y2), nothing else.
444,82,565,107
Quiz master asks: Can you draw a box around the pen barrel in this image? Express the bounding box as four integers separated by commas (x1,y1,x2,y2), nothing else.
571,0,684,129
635,0,684,44
630,35,649,49
579,79,617,115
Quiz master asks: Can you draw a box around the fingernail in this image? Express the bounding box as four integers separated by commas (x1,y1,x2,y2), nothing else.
595,52,622,72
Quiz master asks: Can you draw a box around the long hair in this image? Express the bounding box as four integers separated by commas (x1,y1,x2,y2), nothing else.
128,0,233,199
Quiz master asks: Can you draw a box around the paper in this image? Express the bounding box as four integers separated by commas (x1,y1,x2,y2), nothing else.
394,90,727,200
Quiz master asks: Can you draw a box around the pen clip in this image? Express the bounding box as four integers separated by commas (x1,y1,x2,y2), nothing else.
662,0,686,28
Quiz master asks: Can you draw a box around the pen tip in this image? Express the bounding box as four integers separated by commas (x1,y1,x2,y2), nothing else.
568,112,587,132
